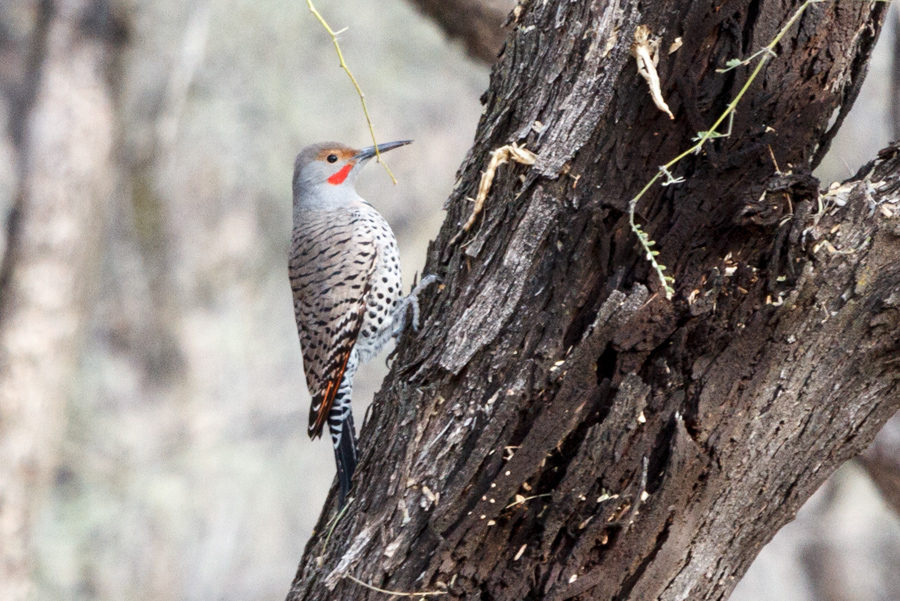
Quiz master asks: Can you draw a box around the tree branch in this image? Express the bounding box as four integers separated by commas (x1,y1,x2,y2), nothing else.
404,0,516,64
860,411,900,515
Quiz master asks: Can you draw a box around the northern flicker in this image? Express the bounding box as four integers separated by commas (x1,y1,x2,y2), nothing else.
289,140,433,506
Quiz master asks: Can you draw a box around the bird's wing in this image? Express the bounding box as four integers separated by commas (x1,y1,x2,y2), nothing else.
289,209,377,439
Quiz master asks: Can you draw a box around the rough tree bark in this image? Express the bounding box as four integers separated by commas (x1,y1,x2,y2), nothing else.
0,1,126,598
288,1,899,600
404,0,516,63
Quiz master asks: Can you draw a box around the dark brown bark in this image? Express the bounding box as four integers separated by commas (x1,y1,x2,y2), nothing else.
0,1,126,597
405,0,516,64
288,1,899,600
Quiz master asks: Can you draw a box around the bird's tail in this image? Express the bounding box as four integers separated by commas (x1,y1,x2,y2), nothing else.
328,400,358,507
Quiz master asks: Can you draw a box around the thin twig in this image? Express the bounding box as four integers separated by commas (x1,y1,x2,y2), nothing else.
345,574,447,597
627,0,822,299
305,0,398,184
504,493,552,510
626,456,649,528
317,498,353,565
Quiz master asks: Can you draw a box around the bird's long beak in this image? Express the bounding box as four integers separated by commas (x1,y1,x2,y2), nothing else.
354,140,412,161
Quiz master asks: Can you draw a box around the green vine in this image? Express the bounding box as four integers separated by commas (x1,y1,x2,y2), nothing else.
628,0,823,299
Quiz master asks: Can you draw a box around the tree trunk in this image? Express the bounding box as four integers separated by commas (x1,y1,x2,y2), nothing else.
0,1,125,598
287,1,899,600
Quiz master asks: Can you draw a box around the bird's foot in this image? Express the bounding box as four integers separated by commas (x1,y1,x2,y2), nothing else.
392,274,440,336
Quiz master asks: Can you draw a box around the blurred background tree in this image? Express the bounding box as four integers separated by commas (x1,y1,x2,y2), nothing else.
0,1,898,600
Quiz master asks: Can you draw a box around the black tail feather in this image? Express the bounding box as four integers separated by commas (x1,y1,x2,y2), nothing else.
332,412,358,507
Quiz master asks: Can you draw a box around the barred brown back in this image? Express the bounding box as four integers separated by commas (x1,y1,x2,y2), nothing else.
289,208,377,439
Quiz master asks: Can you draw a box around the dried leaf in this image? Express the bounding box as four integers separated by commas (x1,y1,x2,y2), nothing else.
631,25,674,120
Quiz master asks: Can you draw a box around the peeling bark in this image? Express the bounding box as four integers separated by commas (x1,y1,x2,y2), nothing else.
0,1,125,598
287,1,898,600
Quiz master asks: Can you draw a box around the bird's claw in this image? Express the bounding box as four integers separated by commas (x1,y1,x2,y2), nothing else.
392,274,441,337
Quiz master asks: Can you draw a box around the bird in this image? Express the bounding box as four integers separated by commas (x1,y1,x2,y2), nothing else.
289,140,435,506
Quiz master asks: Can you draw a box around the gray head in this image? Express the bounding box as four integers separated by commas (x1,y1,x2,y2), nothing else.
292,140,412,208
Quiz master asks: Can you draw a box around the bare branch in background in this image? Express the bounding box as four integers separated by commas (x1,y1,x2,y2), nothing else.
0,0,126,598
156,2,210,169
892,7,900,139
404,0,516,64
860,412,900,516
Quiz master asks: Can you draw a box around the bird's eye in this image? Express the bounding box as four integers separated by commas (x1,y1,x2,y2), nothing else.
326,154,338,163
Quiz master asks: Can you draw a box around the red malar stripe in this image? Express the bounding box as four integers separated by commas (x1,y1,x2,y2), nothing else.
327,164,353,185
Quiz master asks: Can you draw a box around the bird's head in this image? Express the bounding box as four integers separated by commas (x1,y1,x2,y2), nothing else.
292,140,411,203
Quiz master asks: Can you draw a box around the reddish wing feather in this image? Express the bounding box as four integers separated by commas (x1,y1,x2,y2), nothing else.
308,335,356,439
306,261,376,439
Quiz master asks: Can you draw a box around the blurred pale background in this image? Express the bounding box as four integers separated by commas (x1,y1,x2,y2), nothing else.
4,1,897,599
